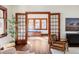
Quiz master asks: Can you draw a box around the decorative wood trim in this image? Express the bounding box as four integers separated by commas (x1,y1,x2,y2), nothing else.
15,13,18,43
51,13,60,15
0,5,7,11
58,13,60,40
48,13,51,44
26,12,50,14
25,13,28,44
3,10,7,33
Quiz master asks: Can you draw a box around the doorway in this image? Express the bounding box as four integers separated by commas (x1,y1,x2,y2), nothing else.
26,12,50,53
15,12,50,53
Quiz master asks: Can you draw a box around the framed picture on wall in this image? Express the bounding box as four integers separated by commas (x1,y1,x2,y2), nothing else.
66,18,79,31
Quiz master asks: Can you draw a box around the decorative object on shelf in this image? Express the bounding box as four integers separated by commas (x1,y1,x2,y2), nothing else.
66,18,79,31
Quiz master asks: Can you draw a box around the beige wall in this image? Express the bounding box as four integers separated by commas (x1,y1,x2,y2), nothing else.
5,5,79,39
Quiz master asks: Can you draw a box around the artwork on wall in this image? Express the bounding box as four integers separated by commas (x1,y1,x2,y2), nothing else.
66,18,79,31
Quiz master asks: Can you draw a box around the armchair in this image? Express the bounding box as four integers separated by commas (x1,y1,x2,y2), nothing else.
49,34,68,53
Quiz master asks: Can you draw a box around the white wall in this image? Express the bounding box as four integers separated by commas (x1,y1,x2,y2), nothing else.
5,5,79,39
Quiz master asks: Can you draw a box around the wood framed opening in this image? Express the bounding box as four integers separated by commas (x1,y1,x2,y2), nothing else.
26,12,50,43
15,12,51,45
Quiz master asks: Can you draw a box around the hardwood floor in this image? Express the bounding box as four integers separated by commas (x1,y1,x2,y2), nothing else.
15,44,29,51
16,36,50,54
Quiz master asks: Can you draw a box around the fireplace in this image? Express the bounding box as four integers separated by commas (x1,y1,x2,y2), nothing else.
66,33,79,47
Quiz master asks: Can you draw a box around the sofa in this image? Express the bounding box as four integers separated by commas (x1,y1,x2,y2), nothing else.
0,34,15,54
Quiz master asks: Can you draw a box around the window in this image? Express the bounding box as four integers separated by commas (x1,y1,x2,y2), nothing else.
35,19,40,29
34,18,47,30
0,6,7,36
41,19,47,30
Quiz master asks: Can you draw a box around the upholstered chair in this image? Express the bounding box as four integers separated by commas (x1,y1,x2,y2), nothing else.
50,34,68,53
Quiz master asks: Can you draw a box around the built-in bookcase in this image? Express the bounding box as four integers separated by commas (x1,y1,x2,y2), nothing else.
50,13,60,40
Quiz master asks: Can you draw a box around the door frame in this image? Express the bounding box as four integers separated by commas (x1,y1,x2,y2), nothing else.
26,12,51,43
15,12,51,44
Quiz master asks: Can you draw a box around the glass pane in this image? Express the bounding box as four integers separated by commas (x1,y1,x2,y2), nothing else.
35,20,40,29
18,15,26,40
28,19,34,30
41,20,47,29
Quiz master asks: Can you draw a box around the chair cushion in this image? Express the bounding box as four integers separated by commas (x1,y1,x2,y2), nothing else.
53,44,64,47
54,41,66,44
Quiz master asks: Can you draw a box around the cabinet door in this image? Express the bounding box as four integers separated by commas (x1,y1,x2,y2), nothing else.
16,13,27,44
